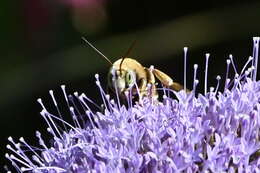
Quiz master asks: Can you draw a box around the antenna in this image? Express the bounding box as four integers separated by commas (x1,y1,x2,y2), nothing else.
119,40,137,74
81,37,113,66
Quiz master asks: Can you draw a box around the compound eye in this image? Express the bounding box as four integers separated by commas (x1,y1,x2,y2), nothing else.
125,70,136,88
107,68,116,89
126,72,132,82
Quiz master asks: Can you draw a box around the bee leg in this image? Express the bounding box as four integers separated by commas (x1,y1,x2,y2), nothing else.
152,68,185,92
144,67,158,100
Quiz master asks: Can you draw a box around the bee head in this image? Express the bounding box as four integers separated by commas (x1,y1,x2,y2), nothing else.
108,66,136,94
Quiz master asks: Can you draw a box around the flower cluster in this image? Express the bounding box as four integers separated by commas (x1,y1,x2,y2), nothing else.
6,38,260,173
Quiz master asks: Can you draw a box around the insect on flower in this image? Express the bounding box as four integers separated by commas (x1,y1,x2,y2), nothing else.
82,37,185,102
5,37,260,173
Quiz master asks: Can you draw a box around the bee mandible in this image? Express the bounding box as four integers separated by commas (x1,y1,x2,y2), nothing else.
82,37,184,101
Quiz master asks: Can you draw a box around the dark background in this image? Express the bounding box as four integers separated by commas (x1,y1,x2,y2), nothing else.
1,0,260,170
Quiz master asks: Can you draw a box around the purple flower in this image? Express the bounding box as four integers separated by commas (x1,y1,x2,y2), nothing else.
6,37,260,173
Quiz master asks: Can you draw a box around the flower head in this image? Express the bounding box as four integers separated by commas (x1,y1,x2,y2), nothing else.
6,37,260,173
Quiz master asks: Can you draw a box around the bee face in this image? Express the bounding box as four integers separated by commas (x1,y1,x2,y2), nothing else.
107,58,147,101
108,67,137,94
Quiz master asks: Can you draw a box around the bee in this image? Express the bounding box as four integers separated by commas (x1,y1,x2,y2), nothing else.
82,37,185,102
